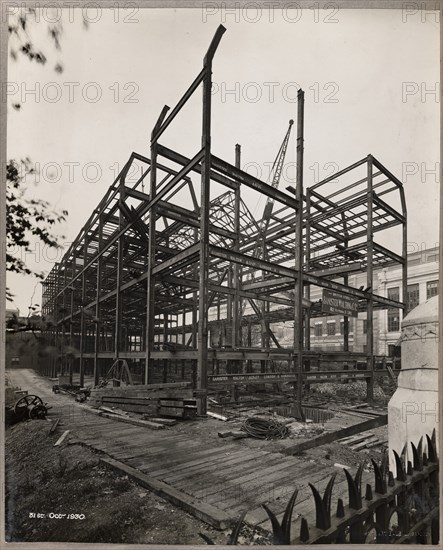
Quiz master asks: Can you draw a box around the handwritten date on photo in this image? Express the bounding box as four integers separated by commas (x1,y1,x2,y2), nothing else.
29,512,85,520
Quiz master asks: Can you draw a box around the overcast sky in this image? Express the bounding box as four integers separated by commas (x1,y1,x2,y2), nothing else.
6,7,440,315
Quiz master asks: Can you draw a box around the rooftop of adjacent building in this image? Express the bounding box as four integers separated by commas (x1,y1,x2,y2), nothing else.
407,245,439,266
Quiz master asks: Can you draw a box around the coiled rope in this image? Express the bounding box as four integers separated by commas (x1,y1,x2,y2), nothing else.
241,416,290,439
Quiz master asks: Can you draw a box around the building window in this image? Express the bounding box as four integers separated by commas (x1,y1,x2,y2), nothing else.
327,322,336,336
388,345,396,357
363,320,367,334
129,335,141,352
427,280,439,299
387,287,400,332
314,324,322,337
406,284,419,313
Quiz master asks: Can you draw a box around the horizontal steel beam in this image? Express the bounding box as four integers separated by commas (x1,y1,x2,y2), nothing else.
157,144,238,190
152,243,200,276
373,242,405,265
372,192,405,223
211,155,299,209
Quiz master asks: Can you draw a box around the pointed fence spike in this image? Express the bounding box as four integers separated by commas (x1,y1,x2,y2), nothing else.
300,517,309,543
411,441,418,470
344,467,362,510
354,462,364,491
281,488,298,544
407,461,413,476
411,441,423,471
393,449,406,481
322,473,336,518
417,436,423,463
336,498,345,518
262,504,285,545
426,433,437,463
388,471,395,486
371,458,387,494
309,483,329,530
400,443,408,464
381,450,389,476
365,483,373,501
423,453,428,466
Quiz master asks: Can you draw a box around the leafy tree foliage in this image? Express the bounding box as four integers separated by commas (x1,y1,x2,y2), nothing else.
8,7,64,76
6,159,67,301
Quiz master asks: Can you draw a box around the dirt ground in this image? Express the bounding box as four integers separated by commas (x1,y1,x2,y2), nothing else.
5,419,275,545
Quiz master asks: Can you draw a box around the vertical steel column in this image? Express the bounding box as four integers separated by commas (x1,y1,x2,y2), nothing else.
293,89,305,415
69,252,75,384
247,322,252,372
79,237,88,387
146,107,168,385
53,267,60,378
341,212,350,353
163,313,168,383
366,155,374,402
399,188,408,329
181,309,186,380
197,25,226,415
233,144,241,351
61,266,67,374
93,215,103,386
192,226,198,385
145,163,155,386
114,183,125,364
305,191,311,352
197,64,212,414
231,143,241,374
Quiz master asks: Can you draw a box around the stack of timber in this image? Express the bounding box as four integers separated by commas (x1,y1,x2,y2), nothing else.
89,382,194,417
158,397,197,419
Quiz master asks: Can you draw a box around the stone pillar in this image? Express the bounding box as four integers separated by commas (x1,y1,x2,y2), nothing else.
388,296,439,475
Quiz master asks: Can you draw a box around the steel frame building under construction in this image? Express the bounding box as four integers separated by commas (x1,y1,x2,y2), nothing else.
41,25,407,414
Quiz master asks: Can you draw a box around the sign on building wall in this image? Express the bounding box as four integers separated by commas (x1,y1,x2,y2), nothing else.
322,289,359,318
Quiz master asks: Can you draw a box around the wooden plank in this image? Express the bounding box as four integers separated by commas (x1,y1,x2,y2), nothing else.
74,422,144,440
48,418,60,435
338,432,374,445
149,418,178,426
342,407,385,417
54,430,70,447
164,450,266,484
350,436,379,451
159,401,197,408
127,439,213,468
97,411,166,429
162,451,251,484
279,415,387,455
140,443,244,476
111,435,193,461
207,411,228,421
101,457,234,530
200,456,300,504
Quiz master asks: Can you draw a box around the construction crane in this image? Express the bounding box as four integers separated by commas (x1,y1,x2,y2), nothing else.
253,119,294,260
241,120,295,317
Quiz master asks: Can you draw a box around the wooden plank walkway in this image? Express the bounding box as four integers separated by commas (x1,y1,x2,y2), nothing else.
63,407,366,536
